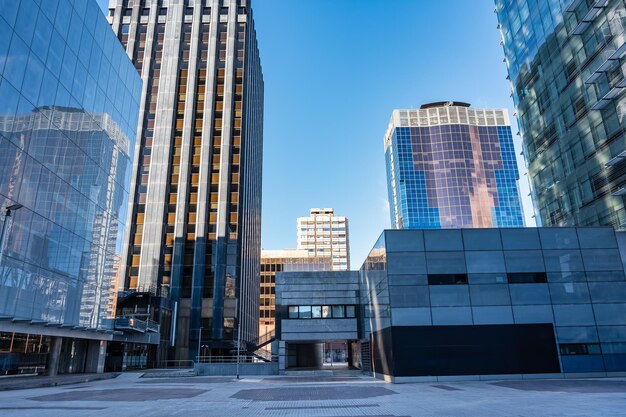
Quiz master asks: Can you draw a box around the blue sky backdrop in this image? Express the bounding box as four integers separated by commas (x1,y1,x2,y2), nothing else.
97,0,535,269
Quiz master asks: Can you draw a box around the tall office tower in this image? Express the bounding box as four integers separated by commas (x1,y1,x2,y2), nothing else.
0,0,141,375
259,249,332,337
107,0,264,361
297,208,350,270
384,102,525,229
496,0,626,228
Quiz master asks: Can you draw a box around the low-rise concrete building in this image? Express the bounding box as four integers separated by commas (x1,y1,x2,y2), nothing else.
275,227,626,382
276,271,359,370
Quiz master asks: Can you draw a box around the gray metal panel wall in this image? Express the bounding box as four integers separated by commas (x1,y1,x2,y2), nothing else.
361,227,626,373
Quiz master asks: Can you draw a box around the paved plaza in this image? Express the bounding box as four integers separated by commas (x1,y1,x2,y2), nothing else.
0,372,625,416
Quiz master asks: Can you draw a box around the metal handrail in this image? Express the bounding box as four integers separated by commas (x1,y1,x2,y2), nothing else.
155,360,195,369
195,354,277,364
252,329,275,346
253,349,272,362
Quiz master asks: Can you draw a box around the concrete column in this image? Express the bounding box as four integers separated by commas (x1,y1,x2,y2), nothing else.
85,340,98,373
137,0,184,291
315,343,325,367
47,337,63,377
85,340,108,374
278,341,286,373
97,341,107,374
117,0,160,289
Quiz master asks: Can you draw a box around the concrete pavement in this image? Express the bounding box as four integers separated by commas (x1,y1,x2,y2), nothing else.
0,372,624,416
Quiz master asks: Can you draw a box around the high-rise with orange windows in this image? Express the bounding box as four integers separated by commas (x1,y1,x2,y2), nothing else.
107,0,263,362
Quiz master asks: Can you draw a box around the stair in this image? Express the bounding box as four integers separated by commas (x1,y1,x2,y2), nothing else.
283,370,334,377
243,329,276,362
141,368,196,378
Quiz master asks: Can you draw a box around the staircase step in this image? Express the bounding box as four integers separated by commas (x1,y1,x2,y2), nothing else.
283,370,334,377
141,369,196,378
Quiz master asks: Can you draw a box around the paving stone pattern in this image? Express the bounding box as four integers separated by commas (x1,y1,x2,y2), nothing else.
140,377,235,384
492,379,626,393
262,377,361,384
29,388,209,402
231,386,397,401
0,372,625,416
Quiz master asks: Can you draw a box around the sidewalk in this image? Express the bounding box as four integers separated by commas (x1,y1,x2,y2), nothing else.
0,372,119,391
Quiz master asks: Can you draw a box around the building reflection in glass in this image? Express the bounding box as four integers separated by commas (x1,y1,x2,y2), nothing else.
0,106,133,330
0,0,141,375
385,103,525,229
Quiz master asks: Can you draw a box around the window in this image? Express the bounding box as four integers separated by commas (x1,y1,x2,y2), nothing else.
559,343,601,355
428,274,468,285
332,306,345,318
299,306,311,319
507,272,547,284
286,305,356,319
121,24,130,35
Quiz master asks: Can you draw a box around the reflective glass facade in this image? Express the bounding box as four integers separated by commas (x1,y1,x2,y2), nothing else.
0,0,140,332
385,103,524,229
496,0,626,228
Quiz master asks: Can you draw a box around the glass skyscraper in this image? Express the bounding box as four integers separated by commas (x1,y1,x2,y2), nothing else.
496,0,626,228
107,0,264,361
0,0,140,374
384,102,525,229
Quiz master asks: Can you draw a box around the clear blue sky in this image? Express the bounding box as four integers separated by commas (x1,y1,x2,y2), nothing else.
97,0,535,269
253,0,535,267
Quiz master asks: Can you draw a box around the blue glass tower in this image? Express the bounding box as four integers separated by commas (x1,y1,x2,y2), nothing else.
385,102,524,229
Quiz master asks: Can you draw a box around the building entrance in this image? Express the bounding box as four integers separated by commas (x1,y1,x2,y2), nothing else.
322,342,348,368
285,340,359,370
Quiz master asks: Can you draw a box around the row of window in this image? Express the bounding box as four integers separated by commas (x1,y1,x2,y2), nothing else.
427,272,547,285
559,343,601,356
287,305,356,319
114,6,247,18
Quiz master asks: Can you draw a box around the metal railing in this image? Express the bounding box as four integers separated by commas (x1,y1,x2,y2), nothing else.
155,360,195,369
252,349,273,362
146,320,160,333
195,354,277,364
114,317,147,333
114,316,160,333
255,329,275,345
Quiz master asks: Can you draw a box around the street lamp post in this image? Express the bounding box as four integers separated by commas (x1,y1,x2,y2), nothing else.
236,298,241,380
0,203,23,260
197,326,203,363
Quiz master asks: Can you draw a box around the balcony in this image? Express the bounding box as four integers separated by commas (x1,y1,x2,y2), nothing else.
591,84,625,110
612,186,626,196
585,44,626,84
114,316,160,333
606,149,626,166
569,0,610,35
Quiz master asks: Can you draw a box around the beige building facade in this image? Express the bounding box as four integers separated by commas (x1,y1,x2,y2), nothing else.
297,208,350,271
